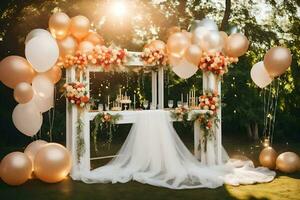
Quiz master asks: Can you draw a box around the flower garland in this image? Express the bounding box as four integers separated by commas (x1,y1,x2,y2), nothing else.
60,45,128,72
170,107,189,123
198,52,238,76
140,47,168,67
62,82,90,108
92,112,122,151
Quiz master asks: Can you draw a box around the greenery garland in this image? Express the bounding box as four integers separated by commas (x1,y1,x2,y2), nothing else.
92,112,122,151
76,112,85,163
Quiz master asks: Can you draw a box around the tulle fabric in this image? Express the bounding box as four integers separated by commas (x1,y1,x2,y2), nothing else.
82,110,275,189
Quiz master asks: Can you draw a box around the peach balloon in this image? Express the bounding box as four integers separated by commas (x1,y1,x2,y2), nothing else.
184,44,202,66
49,12,70,40
24,140,48,170
167,26,181,38
250,61,273,88
78,41,94,54
276,152,300,173
83,32,105,46
225,33,249,57
219,31,228,43
167,32,191,58
43,65,62,84
14,82,34,104
264,46,292,78
70,15,90,40
57,35,78,57
34,143,72,183
1,152,32,186
259,147,277,169
0,56,35,88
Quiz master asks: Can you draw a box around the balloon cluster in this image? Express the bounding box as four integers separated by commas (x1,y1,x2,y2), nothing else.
166,19,249,79
251,46,292,88
0,141,72,186
259,147,300,173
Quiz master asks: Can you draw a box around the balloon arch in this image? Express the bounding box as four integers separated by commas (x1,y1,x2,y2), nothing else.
0,12,292,184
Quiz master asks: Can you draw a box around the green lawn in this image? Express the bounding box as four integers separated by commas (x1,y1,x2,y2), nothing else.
0,133,300,200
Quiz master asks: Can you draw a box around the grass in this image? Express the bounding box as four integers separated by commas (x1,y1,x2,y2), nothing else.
0,128,300,200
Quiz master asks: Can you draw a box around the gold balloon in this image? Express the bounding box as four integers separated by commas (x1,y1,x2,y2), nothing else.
78,41,95,54
83,32,105,46
49,12,70,40
1,152,32,186
182,30,192,42
276,152,300,173
24,140,48,170
13,82,34,104
42,65,62,84
57,35,78,57
224,33,249,57
259,147,277,169
70,15,90,40
167,26,181,38
184,44,202,65
264,46,292,78
34,143,72,183
0,56,35,88
167,32,191,58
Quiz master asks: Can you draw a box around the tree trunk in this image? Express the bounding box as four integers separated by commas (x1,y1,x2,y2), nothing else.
220,0,231,31
247,123,252,139
253,122,259,140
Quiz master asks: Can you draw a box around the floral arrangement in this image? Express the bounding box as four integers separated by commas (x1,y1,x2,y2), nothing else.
198,52,238,76
60,45,128,72
92,112,122,150
199,91,220,114
62,82,90,108
140,47,168,67
170,107,189,122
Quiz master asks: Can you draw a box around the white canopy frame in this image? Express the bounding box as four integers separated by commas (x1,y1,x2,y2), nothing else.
66,52,222,180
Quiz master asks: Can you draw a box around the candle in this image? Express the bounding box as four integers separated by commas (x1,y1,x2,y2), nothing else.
119,88,121,97
186,93,189,106
181,93,183,103
107,95,110,110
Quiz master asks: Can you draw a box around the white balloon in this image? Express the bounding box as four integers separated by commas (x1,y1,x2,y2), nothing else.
200,30,224,53
25,36,59,72
199,18,218,31
32,92,54,113
250,61,273,88
25,29,52,44
32,74,54,99
12,101,43,137
171,58,198,79
192,27,209,46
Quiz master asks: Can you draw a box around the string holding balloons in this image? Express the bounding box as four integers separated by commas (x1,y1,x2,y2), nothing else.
166,18,249,79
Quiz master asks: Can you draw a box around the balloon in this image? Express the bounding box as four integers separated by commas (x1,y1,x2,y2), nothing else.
149,40,166,52
192,26,209,46
24,140,48,170
219,31,228,45
32,92,54,113
42,65,62,84
171,58,198,79
182,30,192,42
32,74,54,98
276,152,300,173
14,82,34,104
25,29,52,44
0,56,35,88
0,152,32,186
167,32,191,58
49,12,70,40
224,33,249,57
166,26,181,38
57,35,78,57
78,41,94,54
184,44,202,65
83,32,105,46
189,20,202,32
263,46,292,78
12,101,43,137
199,18,218,31
259,147,277,169
25,35,59,72
250,61,273,88
70,15,90,40
34,143,72,183
199,30,224,53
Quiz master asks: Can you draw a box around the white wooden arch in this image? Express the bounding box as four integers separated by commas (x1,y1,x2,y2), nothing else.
66,52,222,180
